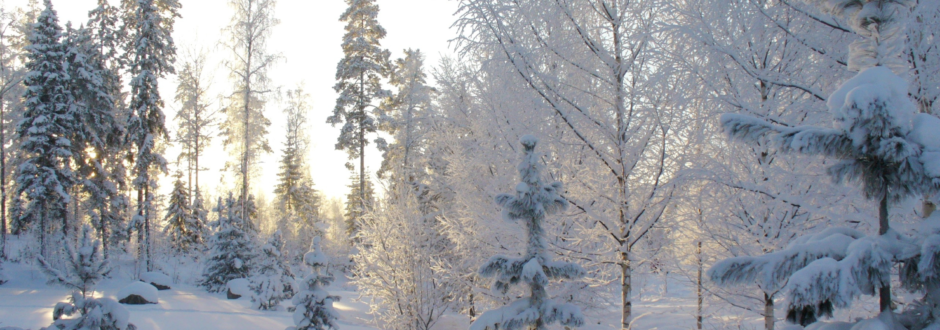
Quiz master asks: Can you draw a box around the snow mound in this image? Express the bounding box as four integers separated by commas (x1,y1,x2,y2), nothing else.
228,278,251,297
117,281,158,304
911,113,940,150
140,271,172,290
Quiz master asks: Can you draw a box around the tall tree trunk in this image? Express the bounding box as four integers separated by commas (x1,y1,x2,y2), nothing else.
764,293,774,330
879,190,891,312
137,184,144,273
697,241,703,330
621,247,632,329
145,185,151,271
40,200,46,258
359,69,365,222
0,98,5,259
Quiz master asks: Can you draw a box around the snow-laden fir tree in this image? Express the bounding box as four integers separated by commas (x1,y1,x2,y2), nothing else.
125,0,179,272
287,236,339,330
63,22,127,261
328,0,390,224
251,230,296,310
200,193,255,293
36,226,136,330
15,0,73,257
715,0,940,327
375,49,434,184
38,225,110,299
163,171,205,253
470,135,585,330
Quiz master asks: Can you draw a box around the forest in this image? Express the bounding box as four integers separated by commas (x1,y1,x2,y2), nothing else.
0,0,939,329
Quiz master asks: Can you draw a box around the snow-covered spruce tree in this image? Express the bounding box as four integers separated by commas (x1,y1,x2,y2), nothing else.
375,49,434,184
63,23,127,261
163,171,205,253
328,0,390,227
470,136,584,330
38,225,110,299
125,0,179,272
715,0,940,327
287,236,339,330
201,193,255,293
15,0,73,257
250,230,296,310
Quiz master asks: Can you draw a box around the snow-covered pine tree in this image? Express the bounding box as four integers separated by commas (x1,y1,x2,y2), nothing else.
15,0,73,257
287,236,339,330
328,0,390,226
275,86,320,252
125,0,179,272
716,0,940,327
343,172,373,238
470,135,585,330
37,225,110,299
200,193,255,293
220,0,279,218
163,171,204,253
251,230,296,310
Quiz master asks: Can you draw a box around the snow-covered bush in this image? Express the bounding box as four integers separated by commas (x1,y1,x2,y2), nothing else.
200,193,255,293
287,237,339,330
353,186,453,330
470,136,585,330
41,292,137,330
251,231,296,310
38,225,109,299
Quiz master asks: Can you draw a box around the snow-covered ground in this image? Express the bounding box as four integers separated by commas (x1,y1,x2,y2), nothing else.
0,261,758,330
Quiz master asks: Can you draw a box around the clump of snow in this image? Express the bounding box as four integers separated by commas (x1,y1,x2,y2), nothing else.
117,282,159,304
303,237,328,268
910,113,940,150
141,272,172,287
827,66,915,136
227,278,251,297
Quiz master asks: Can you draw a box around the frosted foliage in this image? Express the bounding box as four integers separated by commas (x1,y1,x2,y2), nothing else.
287,237,338,330
41,292,136,330
471,136,585,330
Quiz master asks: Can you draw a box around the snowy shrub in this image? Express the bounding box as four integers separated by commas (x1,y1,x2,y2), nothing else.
287,237,339,330
470,136,585,330
353,186,453,330
41,292,137,330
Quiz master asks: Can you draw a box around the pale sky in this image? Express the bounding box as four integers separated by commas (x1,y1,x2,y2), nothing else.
8,0,459,201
